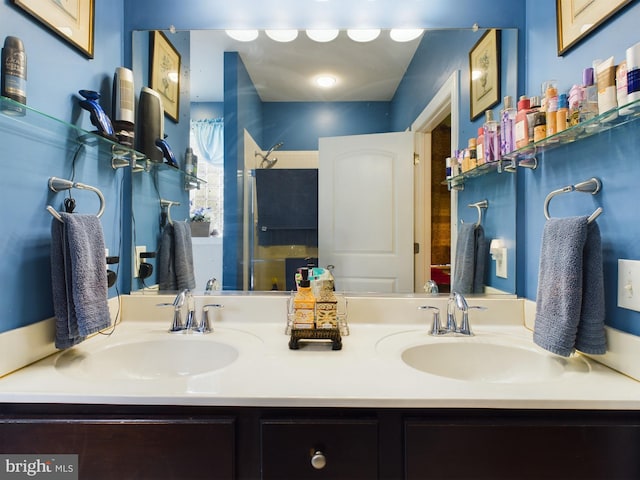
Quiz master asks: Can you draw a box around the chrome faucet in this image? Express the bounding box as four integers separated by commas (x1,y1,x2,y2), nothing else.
197,303,224,333
445,292,460,334
205,277,219,293
159,289,208,333
418,305,441,335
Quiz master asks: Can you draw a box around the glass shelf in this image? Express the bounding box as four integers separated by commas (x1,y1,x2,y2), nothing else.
502,97,640,167
443,98,640,189
0,95,207,187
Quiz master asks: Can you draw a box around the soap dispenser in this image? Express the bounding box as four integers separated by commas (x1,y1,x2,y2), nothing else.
293,268,316,329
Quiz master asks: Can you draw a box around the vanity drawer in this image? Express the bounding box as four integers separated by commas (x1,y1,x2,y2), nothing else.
260,418,378,479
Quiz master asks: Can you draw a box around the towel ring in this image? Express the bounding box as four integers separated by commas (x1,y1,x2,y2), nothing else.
46,177,105,222
160,198,180,225
543,177,603,224
462,200,488,227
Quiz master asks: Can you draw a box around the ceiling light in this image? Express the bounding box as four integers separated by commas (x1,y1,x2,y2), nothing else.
306,29,340,42
347,29,381,42
315,75,337,88
265,29,299,42
225,29,259,42
389,28,424,42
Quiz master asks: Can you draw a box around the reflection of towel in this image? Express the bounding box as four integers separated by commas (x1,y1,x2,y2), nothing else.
533,217,606,357
452,222,487,294
255,168,318,246
158,221,195,291
51,213,111,349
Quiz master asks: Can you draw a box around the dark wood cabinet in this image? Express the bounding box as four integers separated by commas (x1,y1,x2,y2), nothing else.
0,416,235,480
260,418,378,479
1,406,639,479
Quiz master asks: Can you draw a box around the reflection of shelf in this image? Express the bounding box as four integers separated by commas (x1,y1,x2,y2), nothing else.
503,98,640,168
443,159,513,191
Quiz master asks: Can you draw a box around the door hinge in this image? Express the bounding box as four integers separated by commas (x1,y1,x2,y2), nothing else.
413,153,420,165
414,242,420,254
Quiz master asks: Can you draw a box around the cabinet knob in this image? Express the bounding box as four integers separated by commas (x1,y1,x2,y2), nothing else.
311,450,327,470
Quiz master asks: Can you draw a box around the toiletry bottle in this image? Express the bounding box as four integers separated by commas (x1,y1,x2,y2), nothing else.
596,56,617,120
462,146,470,172
556,93,568,133
185,147,194,176
316,279,338,329
1,36,26,115
626,41,640,104
475,127,485,166
500,95,517,156
544,81,558,137
515,96,530,149
464,138,477,171
579,67,598,123
445,156,452,179
526,96,541,143
483,110,500,163
616,60,630,115
293,268,315,329
533,111,546,143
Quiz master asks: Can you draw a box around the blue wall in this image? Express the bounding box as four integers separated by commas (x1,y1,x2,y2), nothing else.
263,102,390,151
0,0,126,333
519,0,640,335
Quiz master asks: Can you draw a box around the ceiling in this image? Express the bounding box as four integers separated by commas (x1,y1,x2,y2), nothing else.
189,29,423,103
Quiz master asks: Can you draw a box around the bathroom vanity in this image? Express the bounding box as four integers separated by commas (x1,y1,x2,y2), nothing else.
1,294,640,479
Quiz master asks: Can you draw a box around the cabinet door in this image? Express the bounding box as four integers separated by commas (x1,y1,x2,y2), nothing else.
0,418,235,480
405,421,640,480
261,419,378,479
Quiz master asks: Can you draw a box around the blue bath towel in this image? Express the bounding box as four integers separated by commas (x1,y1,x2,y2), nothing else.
157,221,196,291
51,213,111,349
533,216,606,357
452,222,487,294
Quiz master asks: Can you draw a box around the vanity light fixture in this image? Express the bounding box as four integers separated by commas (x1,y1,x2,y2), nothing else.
265,29,299,42
315,74,337,88
306,29,340,42
225,29,259,42
347,29,381,42
389,28,424,42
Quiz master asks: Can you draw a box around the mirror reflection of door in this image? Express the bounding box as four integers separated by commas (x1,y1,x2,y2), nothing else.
319,132,415,293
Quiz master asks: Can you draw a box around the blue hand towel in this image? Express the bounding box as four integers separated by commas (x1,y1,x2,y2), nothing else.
533,216,606,357
157,221,195,291
157,223,176,291
51,213,111,349
172,221,196,290
452,222,487,294
575,221,607,354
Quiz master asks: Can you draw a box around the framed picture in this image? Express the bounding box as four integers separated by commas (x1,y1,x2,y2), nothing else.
556,0,633,55
150,31,181,123
12,0,94,58
469,29,501,121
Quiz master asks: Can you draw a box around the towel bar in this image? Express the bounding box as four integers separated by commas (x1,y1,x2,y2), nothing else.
160,198,181,225
464,200,488,227
543,177,603,224
46,177,105,222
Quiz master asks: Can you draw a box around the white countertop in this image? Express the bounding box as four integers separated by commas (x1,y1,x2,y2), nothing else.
1,294,639,409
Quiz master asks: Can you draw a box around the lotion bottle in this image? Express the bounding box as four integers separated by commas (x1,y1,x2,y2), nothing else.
500,95,516,156
476,127,485,166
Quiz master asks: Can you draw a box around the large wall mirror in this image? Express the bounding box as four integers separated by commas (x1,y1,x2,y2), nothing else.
131,28,518,295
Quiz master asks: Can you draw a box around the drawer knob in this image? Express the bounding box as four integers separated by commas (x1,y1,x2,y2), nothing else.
311,450,327,470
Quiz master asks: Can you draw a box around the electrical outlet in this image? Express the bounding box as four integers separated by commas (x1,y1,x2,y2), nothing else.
618,259,640,312
134,245,146,278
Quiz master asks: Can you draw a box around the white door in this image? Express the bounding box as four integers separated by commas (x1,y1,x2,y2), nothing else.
319,131,415,292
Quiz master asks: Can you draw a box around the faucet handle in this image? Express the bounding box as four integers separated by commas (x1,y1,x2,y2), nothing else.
197,303,223,334
458,305,487,336
418,305,441,336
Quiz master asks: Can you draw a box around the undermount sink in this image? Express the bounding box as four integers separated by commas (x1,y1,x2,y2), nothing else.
56,337,239,380
400,340,590,383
